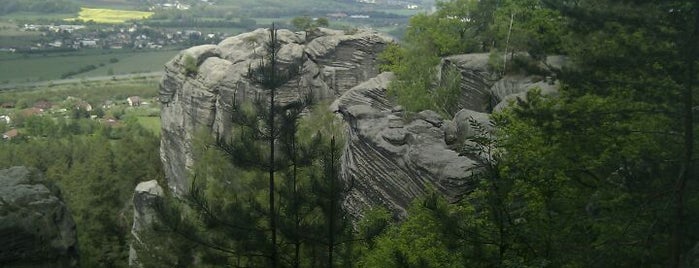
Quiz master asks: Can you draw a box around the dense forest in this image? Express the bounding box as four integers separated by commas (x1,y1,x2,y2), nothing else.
377,0,698,266
0,117,163,267
377,0,699,266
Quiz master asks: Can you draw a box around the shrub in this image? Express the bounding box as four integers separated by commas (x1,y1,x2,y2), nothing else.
488,49,504,75
183,54,198,76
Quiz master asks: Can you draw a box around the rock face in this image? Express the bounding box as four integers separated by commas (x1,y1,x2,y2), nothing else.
159,27,392,194
333,73,479,217
157,27,560,217
329,54,559,217
438,53,499,113
0,166,78,267
129,180,164,267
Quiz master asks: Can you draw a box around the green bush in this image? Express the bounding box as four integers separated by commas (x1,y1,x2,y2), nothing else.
183,54,198,76
433,65,462,116
488,49,504,75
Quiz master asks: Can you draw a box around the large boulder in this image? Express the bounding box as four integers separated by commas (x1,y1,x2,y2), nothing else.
0,166,78,267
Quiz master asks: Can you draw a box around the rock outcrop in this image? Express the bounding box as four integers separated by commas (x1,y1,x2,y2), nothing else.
156,27,561,218
159,27,391,194
333,73,479,217
129,180,164,267
0,166,78,267
438,53,499,113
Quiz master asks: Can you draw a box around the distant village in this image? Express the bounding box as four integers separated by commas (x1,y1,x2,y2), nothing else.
1,95,156,140
0,0,428,53
5,23,223,52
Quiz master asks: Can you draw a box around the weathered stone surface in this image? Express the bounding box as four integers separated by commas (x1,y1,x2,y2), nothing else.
453,109,492,139
159,27,392,194
437,53,500,113
0,166,78,267
129,180,164,267
334,72,479,218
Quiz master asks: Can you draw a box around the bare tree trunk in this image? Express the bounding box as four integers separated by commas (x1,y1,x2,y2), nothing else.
328,136,336,268
293,136,300,268
268,24,279,268
502,12,515,75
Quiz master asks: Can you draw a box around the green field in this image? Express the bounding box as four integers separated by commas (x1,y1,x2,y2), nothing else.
0,52,118,83
79,49,179,77
0,49,177,83
0,79,159,106
135,116,161,136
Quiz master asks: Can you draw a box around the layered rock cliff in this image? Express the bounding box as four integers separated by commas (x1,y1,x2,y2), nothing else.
332,72,480,217
156,27,559,218
0,166,79,267
159,28,391,194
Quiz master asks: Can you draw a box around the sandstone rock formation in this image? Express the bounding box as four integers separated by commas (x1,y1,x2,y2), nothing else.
0,166,78,267
129,180,164,267
332,73,479,217
156,27,560,218
159,27,391,194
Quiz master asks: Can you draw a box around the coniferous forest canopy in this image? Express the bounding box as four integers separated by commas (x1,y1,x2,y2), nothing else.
0,0,697,267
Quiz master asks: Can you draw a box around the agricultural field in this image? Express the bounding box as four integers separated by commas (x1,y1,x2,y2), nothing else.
0,52,120,83
79,49,179,77
0,49,177,84
66,7,153,24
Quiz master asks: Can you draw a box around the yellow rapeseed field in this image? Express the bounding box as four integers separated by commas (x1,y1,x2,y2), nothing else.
66,8,154,24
